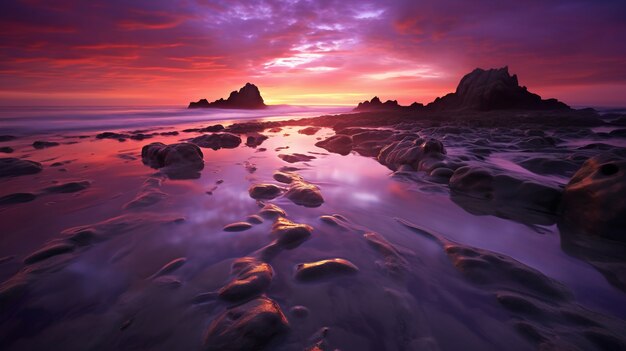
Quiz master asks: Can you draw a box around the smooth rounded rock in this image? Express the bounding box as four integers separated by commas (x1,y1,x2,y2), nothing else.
204,297,289,351
560,153,626,241
315,134,353,155
272,217,313,248
218,258,273,301
223,222,253,232
286,181,324,207
0,158,43,178
294,258,359,281
249,183,282,200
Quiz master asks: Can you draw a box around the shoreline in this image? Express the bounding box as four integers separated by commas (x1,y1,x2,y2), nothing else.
1,107,626,350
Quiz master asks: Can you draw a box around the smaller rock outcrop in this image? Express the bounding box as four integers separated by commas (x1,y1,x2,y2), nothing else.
0,158,43,178
189,83,266,109
190,133,242,150
204,297,289,351
353,96,424,112
141,142,204,179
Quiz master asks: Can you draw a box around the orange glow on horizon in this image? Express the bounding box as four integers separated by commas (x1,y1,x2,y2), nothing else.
1,1,625,107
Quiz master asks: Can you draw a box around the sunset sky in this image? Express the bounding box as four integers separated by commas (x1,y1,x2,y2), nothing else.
1,0,625,107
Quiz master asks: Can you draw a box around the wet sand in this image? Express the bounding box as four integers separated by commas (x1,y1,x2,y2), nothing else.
1,111,626,350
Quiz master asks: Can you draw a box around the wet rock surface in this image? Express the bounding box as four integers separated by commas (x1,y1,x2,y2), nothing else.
285,179,324,207
32,141,60,149
4,97,626,351
245,132,268,147
278,153,316,163
315,134,353,155
271,217,313,248
294,258,359,281
223,222,253,232
298,126,321,135
249,183,282,200
398,218,626,350
190,133,242,150
204,297,289,351
449,166,562,222
0,158,43,178
218,258,273,301
43,180,90,193
0,192,37,205
560,152,626,242
141,142,204,179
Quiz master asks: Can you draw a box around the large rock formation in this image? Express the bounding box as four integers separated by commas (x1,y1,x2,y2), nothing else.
427,67,570,111
189,83,266,109
559,152,626,242
354,96,424,112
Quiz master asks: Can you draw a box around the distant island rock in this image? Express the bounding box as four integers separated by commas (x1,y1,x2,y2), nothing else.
428,67,569,111
354,96,424,112
189,83,266,109
354,67,570,112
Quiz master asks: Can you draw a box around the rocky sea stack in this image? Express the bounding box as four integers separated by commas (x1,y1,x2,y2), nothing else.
354,96,424,112
189,83,266,109
354,67,570,112
428,66,570,111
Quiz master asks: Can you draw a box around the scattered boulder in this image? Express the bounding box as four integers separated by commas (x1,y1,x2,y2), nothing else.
204,297,289,351
0,158,43,178
32,141,60,149
272,217,313,248
43,180,90,193
560,152,626,242
199,124,225,133
129,133,153,141
247,215,264,224
298,127,321,135
273,171,296,184
245,133,268,147
249,184,282,200
278,153,316,163
286,180,324,207
141,142,204,179
378,137,446,172
96,132,129,141
294,258,358,281
218,257,273,301
223,222,253,232
258,204,287,218
450,166,562,223
190,133,242,150
315,135,353,155
0,193,37,205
